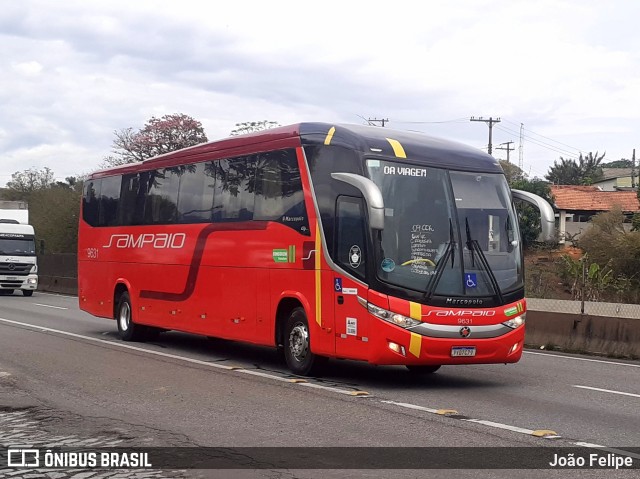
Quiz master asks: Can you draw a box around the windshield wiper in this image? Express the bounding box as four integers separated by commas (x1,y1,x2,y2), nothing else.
424,219,455,301
465,218,504,303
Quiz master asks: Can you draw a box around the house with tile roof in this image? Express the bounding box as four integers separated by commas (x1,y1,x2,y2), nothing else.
550,185,640,244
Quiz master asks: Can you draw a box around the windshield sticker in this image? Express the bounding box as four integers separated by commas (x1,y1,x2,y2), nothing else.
346,317,357,336
368,160,380,168
349,245,362,268
465,273,478,288
381,258,396,272
383,165,427,177
409,225,438,275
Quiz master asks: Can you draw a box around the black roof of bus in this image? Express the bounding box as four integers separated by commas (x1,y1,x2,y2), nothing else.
298,123,501,173
88,122,502,178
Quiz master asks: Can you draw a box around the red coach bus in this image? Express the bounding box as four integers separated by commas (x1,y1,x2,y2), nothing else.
78,123,555,376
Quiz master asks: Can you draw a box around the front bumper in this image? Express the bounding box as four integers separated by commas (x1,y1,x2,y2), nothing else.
0,274,38,291
367,316,525,366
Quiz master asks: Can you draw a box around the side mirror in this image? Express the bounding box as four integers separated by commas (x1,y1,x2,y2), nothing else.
511,189,556,242
331,173,385,230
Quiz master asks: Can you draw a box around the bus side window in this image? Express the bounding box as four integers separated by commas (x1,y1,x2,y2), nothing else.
119,174,139,226
83,180,101,226
143,168,179,225
254,149,309,234
335,196,366,281
99,175,121,227
211,157,256,222
177,162,214,223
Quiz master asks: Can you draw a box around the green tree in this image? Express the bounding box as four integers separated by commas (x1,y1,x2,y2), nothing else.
545,152,605,185
510,177,554,248
499,160,524,184
230,120,280,136
3,167,55,202
30,181,83,254
601,159,632,168
102,113,208,168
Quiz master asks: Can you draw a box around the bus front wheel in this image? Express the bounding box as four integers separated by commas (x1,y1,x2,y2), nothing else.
284,307,326,376
116,292,145,341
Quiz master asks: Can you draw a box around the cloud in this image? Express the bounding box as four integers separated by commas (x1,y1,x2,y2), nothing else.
1,0,639,184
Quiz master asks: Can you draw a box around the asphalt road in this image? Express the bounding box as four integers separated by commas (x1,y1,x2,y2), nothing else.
0,291,639,479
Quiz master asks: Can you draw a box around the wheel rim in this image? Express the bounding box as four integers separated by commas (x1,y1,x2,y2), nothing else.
288,321,309,362
118,302,131,331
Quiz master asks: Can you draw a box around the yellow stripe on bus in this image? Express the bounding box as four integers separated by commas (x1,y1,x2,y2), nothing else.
409,332,422,358
386,138,406,158
324,127,336,145
315,221,322,326
409,302,422,321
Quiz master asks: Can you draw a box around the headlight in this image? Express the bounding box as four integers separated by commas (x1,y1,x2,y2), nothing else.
503,313,526,329
366,302,422,329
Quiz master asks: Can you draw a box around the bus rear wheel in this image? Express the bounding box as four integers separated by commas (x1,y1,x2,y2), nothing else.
116,292,145,341
406,365,441,375
284,307,326,376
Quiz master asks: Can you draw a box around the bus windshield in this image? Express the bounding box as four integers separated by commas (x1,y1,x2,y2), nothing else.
366,160,523,298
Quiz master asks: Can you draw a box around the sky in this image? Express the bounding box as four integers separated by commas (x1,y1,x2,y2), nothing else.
2,0,640,186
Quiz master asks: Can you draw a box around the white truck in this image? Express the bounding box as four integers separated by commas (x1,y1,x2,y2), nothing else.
0,201,38,296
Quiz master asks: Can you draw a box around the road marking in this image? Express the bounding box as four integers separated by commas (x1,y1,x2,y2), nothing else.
0,317,365,397
573,385,640,398
524,350,640,368
382,400,561,439
381,400,440,414
7,316,640,449
34,303,68,310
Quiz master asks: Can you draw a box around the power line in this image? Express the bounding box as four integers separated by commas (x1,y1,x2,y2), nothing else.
494,124,580,159
501,118,585,154
392,118,469,125
367,118,389,127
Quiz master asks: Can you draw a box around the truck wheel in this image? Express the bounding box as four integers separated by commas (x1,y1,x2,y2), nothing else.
22,290,33,297
116,292,145,341
284,307,326,376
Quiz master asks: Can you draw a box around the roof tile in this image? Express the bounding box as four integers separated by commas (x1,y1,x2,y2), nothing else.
551,185,640,212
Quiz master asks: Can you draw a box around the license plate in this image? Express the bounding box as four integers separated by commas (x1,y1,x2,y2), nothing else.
451,346,476,357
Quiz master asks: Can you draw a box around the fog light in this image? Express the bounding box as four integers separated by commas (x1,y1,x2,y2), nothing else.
388,341,406,356
510,342,520,354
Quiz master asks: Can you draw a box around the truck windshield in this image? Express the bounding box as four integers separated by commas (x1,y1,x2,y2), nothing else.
366,160,523,298
0,237,36,256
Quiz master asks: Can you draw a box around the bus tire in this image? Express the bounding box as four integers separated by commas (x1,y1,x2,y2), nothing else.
406,365,441,375
22,290,33,297
284,307,326,376
116,292,145,342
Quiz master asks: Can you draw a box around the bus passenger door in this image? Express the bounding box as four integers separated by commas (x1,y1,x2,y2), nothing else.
333,196,370,360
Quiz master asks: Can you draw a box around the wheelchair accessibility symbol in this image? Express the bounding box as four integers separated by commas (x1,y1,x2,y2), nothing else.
465,273,477,288
335,278,342,292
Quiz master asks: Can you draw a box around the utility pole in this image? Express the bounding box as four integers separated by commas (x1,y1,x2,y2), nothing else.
496,141,515,163
470,116,501,155
632,148,637,189
518,123,524,172
367,118,389,127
